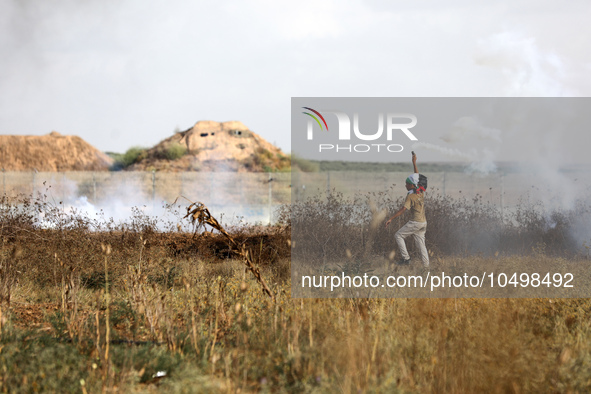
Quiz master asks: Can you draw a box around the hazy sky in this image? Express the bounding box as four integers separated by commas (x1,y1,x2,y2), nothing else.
1,0,591,157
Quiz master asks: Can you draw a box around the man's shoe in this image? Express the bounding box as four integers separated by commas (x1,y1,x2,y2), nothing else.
396,258,411,265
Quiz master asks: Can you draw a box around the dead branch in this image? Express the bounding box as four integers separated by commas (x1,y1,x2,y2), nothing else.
179,198,275,300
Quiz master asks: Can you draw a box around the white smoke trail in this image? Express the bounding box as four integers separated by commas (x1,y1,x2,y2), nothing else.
412,142,497,174
412,142,475,161
442,116,502,143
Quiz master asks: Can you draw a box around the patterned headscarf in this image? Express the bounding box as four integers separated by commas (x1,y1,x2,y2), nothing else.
406,173,424,194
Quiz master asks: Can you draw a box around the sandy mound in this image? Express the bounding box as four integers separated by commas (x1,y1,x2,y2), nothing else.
0,132,113,171
129,121,289,172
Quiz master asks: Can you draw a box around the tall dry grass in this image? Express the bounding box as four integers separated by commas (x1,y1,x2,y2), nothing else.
0,193,589,391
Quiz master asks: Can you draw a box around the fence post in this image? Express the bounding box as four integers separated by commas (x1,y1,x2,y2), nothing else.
181,172,186,200
268,173,273,225
240,173,244,213
291,171,301,202
294,171,299,202
152,170,156,210
500,173,504,220
209,172,214,205
93,173,97,203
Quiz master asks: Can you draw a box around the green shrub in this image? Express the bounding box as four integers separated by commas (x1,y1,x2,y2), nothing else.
164,142,187,161
110,146,147,169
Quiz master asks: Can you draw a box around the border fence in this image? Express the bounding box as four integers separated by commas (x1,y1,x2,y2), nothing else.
292,171,591,213
1,171,292,225
2,170,591,224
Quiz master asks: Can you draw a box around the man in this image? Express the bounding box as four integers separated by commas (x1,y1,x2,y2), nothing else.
385,152,429,268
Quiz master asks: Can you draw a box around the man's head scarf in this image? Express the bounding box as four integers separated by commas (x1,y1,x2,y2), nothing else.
406,173,419,187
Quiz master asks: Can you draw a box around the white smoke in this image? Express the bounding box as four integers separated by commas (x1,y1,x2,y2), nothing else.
412,142,475,161
423,115,503,175
474,31,572,97
460,31,591,249
413,133,498,175
442,116,502,143
38,194,173,231
32,172,275,230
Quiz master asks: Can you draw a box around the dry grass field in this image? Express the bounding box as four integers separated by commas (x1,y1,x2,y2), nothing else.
1,192,590,392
